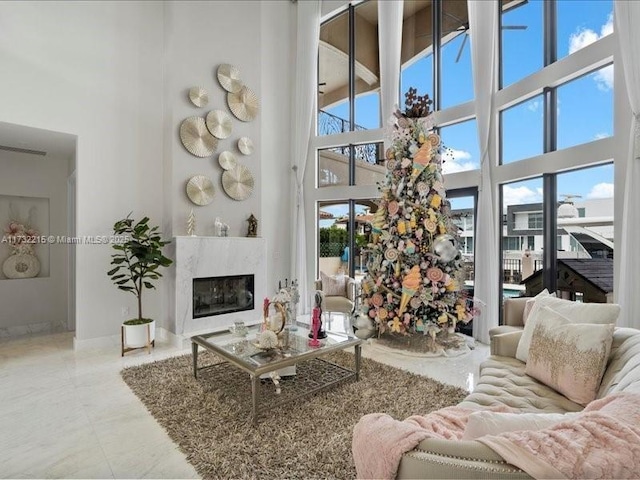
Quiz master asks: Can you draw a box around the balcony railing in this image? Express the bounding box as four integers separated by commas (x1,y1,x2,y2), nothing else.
318,110,382,166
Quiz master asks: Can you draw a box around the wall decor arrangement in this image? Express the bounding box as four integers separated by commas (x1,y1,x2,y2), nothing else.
181,63,259,207
0,197,49,280
186,175,215,206
218,151,237,171
222,164,254,201
188,87,209,108
205,110,233,139
237,136,254,156
180,117,218,157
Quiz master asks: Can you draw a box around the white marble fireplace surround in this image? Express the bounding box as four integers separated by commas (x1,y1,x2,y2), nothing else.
171,236,266,337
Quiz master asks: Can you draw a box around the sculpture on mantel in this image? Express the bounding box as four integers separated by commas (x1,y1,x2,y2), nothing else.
187,209,196,236
247,213,258,237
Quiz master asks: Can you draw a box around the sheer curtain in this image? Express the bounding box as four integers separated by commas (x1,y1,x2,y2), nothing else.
614,2,640,328
291,0,320,314
469,0,499,344
378,0,403,135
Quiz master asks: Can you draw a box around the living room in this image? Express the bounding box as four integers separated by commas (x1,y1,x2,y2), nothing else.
1,0,638,478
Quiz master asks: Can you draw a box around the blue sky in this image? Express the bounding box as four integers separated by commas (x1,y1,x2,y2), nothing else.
321,0,614,219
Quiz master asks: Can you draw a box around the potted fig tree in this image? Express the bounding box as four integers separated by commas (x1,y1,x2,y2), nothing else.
108,214,172,355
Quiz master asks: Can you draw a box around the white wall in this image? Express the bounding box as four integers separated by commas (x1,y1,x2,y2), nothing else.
0,151,68,334
0,1,294,341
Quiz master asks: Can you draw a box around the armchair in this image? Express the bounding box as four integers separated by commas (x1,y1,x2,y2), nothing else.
314,274,357,318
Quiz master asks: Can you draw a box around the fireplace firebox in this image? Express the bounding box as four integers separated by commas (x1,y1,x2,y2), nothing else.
193,274,254,319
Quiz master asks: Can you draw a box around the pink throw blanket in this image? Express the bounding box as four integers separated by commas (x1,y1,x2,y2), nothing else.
478,392,640,479
352,405,512,479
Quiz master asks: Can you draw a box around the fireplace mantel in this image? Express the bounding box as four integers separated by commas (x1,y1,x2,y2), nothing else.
169,236,266,336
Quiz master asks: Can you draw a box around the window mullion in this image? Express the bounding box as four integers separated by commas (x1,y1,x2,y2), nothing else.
432,0,441,111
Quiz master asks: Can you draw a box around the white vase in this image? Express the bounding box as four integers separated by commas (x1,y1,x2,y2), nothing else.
122,319,155,348
2,253,40,279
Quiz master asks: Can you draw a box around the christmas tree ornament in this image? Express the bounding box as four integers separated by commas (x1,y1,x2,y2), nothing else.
433,234,458,263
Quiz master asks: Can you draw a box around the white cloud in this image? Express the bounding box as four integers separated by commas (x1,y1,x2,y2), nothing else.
526,99,541,113
442,148,476,174
502,185,542,207
568,13,614,91
587,182,614,199
594,132,610,140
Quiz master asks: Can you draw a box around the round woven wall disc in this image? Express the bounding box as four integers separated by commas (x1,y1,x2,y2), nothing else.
188,87,209,108
217,64,243,93
180,117,217,157
186,175,215,206
237,137,254,156
206,110,233,139
222,164,254,201
218,151,237,171
227,86,259,122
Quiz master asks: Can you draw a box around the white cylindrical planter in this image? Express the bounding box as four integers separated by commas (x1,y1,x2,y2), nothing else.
121,319,155,355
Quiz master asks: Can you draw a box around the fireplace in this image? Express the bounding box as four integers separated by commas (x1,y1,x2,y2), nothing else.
193,274,254,319
171,236,266,335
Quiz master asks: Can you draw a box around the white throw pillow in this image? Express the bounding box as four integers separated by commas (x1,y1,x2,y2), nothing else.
516,296,620,363
522,289,555,325
462,411,580,440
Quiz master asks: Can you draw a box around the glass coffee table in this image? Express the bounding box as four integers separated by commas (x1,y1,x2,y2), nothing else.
191,325,362,425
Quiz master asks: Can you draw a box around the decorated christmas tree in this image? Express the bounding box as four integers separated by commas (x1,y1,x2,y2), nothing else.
359,88,473,353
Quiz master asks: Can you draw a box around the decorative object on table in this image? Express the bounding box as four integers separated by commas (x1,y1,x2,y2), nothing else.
108,214,172,356
188,87,209,108
227,85,259,122
179,116,218,157
246,213,258,237
262,297,286,335
352,312,376,340
222,164,254,201
309,290,327,340
217,63,243,93
205,110,233,139
308,306,321,347
2,205,41,279
187,209,196,236
218,151,237,171
186,175,215,206
237,136,254,155
258,330,279,349
229,320,249,337
287,279,300,332
357,87,472,354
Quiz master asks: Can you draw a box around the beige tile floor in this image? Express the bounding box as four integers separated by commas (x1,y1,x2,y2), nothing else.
0,323,489,479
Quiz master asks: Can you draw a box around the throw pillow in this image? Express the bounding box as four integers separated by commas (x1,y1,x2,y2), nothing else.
462,411,580,440
522,289,555,325
516,296,620,363
525,307,614,406
320,271,347,297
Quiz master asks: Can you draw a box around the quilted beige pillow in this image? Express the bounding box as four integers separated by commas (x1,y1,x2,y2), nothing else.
525,306,614,406
320,271,346,297
516,296,620,362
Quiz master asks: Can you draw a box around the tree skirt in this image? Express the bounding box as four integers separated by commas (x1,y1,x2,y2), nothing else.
120,351,467,479
372,331,474,357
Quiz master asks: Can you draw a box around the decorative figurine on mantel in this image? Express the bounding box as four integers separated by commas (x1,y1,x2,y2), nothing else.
247,213,258,237
187,209,196,236
214,217,223,237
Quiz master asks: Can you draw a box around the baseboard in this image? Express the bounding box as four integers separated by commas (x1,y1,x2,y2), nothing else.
73,334,120,350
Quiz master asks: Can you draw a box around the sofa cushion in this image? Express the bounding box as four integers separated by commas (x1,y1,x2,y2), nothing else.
459,356,584,414
522,289,555,325
461,411,579,440
516,297,620,362
525,307,614,406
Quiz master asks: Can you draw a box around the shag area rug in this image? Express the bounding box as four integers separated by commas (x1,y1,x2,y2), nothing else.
121,350,467,479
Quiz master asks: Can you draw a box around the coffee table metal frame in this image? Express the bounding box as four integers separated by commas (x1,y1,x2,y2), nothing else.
191,329,362,425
